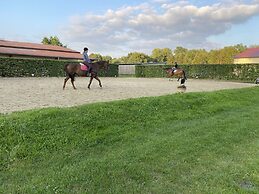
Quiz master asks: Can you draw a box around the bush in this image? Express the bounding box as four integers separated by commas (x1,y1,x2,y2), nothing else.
135,64,259,82
0,57,118,77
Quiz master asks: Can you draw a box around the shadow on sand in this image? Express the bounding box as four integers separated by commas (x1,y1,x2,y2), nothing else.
177,85,187,93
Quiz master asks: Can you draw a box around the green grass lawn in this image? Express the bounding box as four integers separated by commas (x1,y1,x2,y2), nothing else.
1,87,259,193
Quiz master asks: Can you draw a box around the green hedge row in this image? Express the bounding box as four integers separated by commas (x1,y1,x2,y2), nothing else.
136,64,259,82
0,57,118,77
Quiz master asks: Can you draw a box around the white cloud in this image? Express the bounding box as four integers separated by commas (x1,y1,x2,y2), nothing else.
61,1,259,57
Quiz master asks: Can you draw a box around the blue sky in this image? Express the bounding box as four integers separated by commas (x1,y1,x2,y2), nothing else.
1,0,259,57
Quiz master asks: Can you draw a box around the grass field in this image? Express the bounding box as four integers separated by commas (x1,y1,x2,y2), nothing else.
1,87,259,193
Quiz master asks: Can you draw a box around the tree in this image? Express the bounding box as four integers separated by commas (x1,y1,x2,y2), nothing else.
151,48,173,63
234,43,247,52
167,55,176,65
111,58,121,64
41,37,50,45
217,45,247,64
119,52,151,64
183,49,197,64
89,53,103,61
173,46,188,64
192,49,208,64
102,55,112,62
88,53,112,63
41,36,66,47
208,49,221,64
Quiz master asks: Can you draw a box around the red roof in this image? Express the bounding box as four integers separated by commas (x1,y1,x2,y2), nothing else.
0,39,82,60
234,48,259,59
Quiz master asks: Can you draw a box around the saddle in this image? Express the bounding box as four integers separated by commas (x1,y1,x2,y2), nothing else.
80,63,88,71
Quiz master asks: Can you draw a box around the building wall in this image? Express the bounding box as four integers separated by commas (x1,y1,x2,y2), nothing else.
234,58,259,64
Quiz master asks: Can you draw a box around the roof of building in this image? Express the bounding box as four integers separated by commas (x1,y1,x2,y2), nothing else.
0,39,82,60
234,48,259,59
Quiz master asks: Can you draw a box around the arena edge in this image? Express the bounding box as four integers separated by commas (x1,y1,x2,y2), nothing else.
135,64,259,82
0,57,118,77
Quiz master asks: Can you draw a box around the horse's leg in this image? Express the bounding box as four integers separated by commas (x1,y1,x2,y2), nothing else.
94,75,102,88
88,74,94,89
168,72,173,81
71,74,76,89
63,76,70,90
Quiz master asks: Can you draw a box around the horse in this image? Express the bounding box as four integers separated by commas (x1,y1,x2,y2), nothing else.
164,67,187,82
63,60,109,90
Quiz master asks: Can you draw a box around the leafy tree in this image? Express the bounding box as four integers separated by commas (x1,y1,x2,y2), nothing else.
41,37,50,45
89,53,103,61
208,49,221,64
167,55,176,65
206,44,246,64
192,49,208,64
120,52,151,64
218,45,247,64
118,56,129,64
88,53,112,63
234,44,247,52
183,49,197,64
41,36,66,47
173,46,188,64
102,55,112,62
111,58,121,64
151,48,173,63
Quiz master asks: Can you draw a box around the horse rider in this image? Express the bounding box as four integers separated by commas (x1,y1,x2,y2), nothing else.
171,62,179,74
82,47,93,73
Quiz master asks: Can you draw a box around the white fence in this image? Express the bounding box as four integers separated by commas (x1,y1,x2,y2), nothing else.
118,63,166,75
118,65,136,75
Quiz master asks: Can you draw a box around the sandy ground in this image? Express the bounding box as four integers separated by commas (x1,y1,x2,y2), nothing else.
0,77,256,114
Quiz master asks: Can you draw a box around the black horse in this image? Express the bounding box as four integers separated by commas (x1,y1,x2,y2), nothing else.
63,61,109,89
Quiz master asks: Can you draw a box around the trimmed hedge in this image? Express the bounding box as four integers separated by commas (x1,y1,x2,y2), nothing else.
136,64,259,82
0,57,118,77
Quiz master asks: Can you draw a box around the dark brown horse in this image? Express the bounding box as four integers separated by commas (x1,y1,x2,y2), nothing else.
63,61,109,90
165,67,187,82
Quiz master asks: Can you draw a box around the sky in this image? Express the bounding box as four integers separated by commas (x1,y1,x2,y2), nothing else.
1,0,259,58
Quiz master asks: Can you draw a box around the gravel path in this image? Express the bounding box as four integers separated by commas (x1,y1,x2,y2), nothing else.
0,77,255,114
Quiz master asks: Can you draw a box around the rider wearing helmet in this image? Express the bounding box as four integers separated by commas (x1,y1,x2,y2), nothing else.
172,61,178,73
83,47,92,72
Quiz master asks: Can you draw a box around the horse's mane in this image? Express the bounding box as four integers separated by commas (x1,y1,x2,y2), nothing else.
90,60,109,72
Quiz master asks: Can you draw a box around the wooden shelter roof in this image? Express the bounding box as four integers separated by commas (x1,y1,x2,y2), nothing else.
0,39,82,60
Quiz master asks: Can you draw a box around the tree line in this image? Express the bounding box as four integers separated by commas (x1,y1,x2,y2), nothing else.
42,36,258,64
110,45,249,65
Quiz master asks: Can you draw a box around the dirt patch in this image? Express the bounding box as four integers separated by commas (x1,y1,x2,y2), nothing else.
0,77,255,114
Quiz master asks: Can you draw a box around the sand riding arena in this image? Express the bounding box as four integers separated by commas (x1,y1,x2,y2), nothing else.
0,77,255,114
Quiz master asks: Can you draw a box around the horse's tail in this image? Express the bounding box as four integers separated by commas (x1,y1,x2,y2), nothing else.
183,70,187,80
